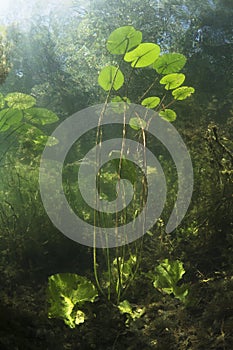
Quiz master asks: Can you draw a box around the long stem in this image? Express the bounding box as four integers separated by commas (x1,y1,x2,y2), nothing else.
93,241,105,297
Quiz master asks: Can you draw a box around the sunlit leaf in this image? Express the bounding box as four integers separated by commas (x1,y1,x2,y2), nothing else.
75,310,85,325
124,43,160,68
160,73,185,90
129,116,147,130
159,109,177,122
152,259,188,302
111,96,130,104
153,53,187,74
25,107,59,125
118,300,133,316
110,97,131,113
107,26,142,54
98,66,124,91
141,96,160,109
172,86,195,100
5,92,36,109
47,273,98,328
0,108,23,132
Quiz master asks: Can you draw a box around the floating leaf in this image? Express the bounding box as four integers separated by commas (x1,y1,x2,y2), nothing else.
0,108,23,132
0,93,5,109
98,66,124,91
141,96,160,109
160,73,185,90
172,86,195,100
124,43,160,68
48,273,98,328
111,96,131,104
153,53,187,74
110,97,131,113
159,109,177,122
107,26,142,54
5,92,36,109
129,117,147,130
25,108,59,125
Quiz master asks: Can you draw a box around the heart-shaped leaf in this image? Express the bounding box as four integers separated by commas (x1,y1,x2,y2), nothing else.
153,53,187,74
160,73,185,90
98,66,124,91
172,86,195,100
107,26,142,54
5,92,36,109
159,109,177,122
141,96,160,109
129,116,147,130
124,43,160,68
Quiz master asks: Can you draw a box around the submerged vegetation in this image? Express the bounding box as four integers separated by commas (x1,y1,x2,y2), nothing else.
0,0,232,349
46,24,194,328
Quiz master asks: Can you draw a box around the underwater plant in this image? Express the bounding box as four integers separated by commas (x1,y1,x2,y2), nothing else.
0,91,59,162
92,25,193,305
47,25,193,328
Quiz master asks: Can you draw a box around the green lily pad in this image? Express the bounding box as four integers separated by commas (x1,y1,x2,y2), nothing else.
160,73,185,90
129,116,147,130
153,53,187,74
5,92,36,109
159,109,177,122
110,96,131,113
98,66,124,91
172,86,195,100
141,96,160,109
107,26,142,54
124,43,160,68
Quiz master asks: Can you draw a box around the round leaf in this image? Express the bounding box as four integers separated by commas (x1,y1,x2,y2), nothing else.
110,97,131,113
98,66,124,91
25,108,59,125
107,26,142,54
141,96,160,109
159,109,177,122
0,108,23,132
153,53,187,74
129,116,147,130
124,43,160,68
160,73,185,90
172,86,195,100
5,92,36,109
111,96,131,104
